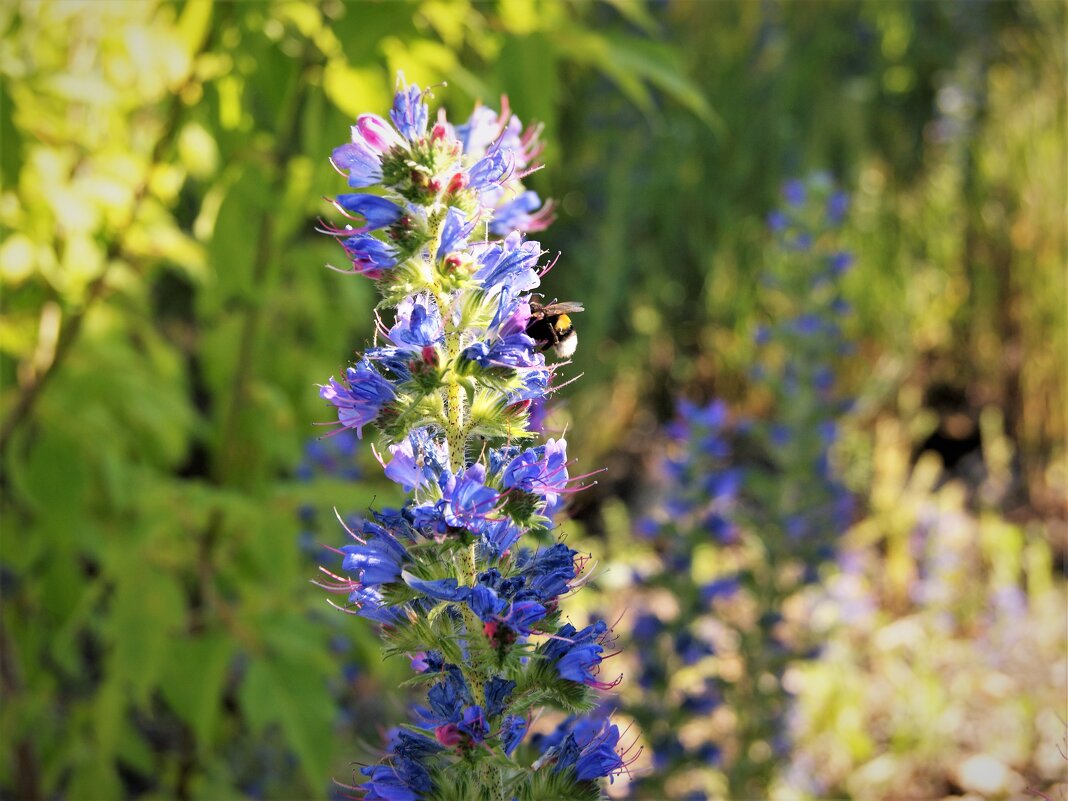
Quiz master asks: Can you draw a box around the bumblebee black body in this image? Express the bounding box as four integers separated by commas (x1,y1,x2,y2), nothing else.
525,300,583,359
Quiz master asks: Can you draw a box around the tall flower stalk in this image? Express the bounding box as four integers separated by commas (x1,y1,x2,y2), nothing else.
315,78,632,801
625,177,856,799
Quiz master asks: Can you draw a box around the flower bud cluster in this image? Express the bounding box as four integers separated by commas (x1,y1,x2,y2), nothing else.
624,177,857,799
316,78,630,801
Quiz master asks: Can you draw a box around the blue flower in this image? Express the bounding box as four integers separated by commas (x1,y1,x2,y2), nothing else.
361,761,426,801
468,147,513,191
700,577,739,603
382,429,447,492
388,728,443,761
490,191,551,236
347,585,401,624
389,295,444,350
484,677,515,718
502,438,570,516
830,250,854,275
478,517,521,558
436,207,475,262
514,542,577,602
335,194,405,230
440,464,500,530
470,586,546,639
331,140,383,188
509,365,550,404
548,718,625,783
382,437,426,493
458,706,489,743
390,82,428,141
340,528,406,587
473,233,542,294
573,723,624,782
467,584,506,620
402,573,471,604
500,715,526,755
462,335,537,370
320,359,396,438
827,190,850,223
502,600,548,634
543,621,616,689
339,233,398,278
425,665,474,724
783,179,807,206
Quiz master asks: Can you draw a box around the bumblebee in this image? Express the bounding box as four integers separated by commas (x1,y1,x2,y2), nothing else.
525,299,584,359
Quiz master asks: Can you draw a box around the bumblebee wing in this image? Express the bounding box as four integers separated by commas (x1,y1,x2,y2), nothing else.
545,301,584,314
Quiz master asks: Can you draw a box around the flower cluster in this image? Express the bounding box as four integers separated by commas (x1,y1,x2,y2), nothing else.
624,177,857,800
316,78,630,801
624,400,739,798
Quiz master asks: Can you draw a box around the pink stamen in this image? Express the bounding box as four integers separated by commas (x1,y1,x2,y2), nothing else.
327,157,347,178
334,507,365,543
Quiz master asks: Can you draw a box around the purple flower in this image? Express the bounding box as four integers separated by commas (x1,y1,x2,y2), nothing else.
463,290,539,370
456,105,503,158
479,518,521,557
473,233,542,294
338,233,398,278
548,718,625,783
381,428,447,492
436,207,475,262
441,464,500,530
458,705,489,743
340,528,406,587
389,295,444,349
462,335,537,370
502,438,570,516
390,83,428,141
401,573,471,604
319,359,396,438
783,179,807,206
361,761,428,801
543,621,618,689
354,114,404,153
335,194,405,230
382,436,426,492
468,147,513,191
767,210,789,232
331,140,383,188
830,251,854,275
514,542,577,602
827,190,850,223
490,191,552,236
347,585,401,624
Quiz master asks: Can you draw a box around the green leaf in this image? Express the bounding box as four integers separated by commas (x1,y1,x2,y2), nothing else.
202,166,270,315
238,656,335,798
553,30,720,132
66,755,123,801
176,0,214,57
108,569,187,705
159,634,235,752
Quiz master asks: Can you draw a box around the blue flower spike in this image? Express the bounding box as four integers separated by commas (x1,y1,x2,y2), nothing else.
317,76,627,801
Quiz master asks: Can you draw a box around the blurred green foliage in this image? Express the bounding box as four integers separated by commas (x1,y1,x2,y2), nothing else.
0,1,717,798
0,1,1063,800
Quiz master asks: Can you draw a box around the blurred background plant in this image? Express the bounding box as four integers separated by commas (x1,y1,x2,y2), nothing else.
0,1,1063,800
